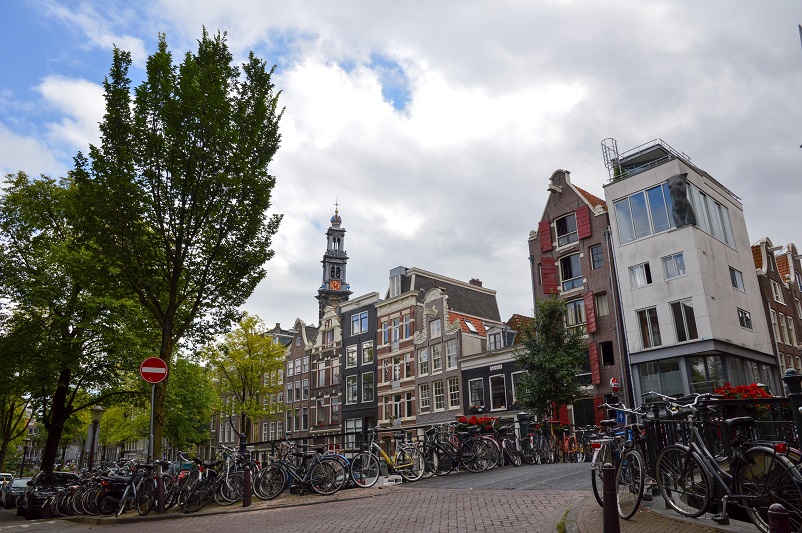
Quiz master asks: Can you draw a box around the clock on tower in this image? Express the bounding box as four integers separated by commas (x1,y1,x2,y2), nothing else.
329,279,341,290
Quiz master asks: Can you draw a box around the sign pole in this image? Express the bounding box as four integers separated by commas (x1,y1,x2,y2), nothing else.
149,383,155,462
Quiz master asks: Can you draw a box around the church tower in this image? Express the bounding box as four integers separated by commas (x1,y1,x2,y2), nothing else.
316,206,352,319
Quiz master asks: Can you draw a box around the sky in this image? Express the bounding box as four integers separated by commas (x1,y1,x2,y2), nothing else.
2,1,801,330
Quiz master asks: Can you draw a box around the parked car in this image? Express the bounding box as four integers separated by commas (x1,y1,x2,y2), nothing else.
2,478,30,509
16,471,79,519
0,473,13,488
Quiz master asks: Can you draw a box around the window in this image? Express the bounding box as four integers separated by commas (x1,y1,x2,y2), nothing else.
362,372,374,402
737,308,753,330
796,299,802,317
448,377,460,408
446,339,458,369
262,422,269,442
629,262,652,288
345,419,362,450
662,253,686,279
640,358,683,399
671,299,699,342
346,345,357,368
302,379,309,400
392,355,401,381
404,352,413,378
324,330,334,347
330,397,340,425
316,399,327,425
286,382,293,403
362,342,374,364
332,359,340,385
729,267,745,292
381,322,389,344
294,380,300,401
351,311,369,335
511,372,524,405
268,422,276,441
787,316,797,346
488,332,503,350
302,408,308,431
687,184,735,247
431,343,443,372
294,359,301,375
391,318,400,342
566,299,586,331
490,375,506,410
771,310,781,342
430,319,442,338
797,271,802,288
555,213,578,247
577,350,592,386
637,307,662,349
600,341,614,366
294,409,301,432
302,356,309,373
595,292,609,317
405,392,413,418
614,183,674,244
285,411,292,433
689,356,724,393
772,281,785,304
779,313,789,344
590,245,604,270
402,315,411,338
346,375,358,404
469,378,484,409
390,275,401,297
296,336,301,346
434,381,445,410
419,383,430,412
287,361,294,378
418,348,429,375
560,253,583,291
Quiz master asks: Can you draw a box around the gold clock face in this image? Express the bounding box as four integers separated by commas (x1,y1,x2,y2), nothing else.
330,280,341,290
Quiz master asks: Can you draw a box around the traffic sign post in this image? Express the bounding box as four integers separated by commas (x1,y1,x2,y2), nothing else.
140,358,168,475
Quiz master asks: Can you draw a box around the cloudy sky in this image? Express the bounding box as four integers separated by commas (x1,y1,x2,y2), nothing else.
2,1,801,329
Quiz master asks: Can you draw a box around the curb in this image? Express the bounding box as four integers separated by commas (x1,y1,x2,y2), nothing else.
563,495,586,533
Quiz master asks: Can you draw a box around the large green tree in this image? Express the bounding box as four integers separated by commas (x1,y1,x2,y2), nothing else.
73,30,283,458
205,313,286,442
0,172,149,470
515,297,588,419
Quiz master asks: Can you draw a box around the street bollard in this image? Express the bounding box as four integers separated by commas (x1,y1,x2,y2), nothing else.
243,465,252,507
603,463,620,533
769,503,790,533
239,432,247,454
156,474,165,514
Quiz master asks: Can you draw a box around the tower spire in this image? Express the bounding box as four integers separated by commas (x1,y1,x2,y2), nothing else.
316,203,352,318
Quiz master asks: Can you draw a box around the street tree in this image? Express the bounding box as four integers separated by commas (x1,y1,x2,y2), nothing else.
73,30,284,458
205,313,286,442
514,297,588,419
0,172,149,470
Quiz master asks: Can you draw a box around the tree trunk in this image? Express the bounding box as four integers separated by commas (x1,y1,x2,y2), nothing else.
0,439,8,471
40,368,72,471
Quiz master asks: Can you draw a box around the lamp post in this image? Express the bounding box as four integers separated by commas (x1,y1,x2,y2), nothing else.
19,437,31,477
87,405,105,471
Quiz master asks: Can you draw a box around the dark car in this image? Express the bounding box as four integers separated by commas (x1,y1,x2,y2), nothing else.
16,471,79,519
2,478,30,509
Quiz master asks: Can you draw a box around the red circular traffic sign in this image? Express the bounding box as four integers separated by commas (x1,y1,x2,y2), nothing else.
610,377,620,392
140,357,169,384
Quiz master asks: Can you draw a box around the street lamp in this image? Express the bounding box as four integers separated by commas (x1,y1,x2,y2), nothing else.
19,437,31,477
87,405,105,471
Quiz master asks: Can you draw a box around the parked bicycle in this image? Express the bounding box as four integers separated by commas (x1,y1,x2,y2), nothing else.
350,426,424,487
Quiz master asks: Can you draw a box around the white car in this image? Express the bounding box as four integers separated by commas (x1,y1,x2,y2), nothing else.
0,474,13,487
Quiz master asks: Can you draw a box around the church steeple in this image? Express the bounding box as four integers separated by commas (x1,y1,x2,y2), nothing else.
316,203,352,319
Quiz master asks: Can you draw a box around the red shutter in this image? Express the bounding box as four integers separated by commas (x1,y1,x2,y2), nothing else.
541,257,559,294
584,292,596,334
589,343,601,386
539,220,552,252
576,205,592,240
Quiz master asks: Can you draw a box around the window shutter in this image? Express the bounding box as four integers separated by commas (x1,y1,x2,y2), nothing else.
589,343,601,385
539,220,552,252
584,292,597,333
576,205,592,240
541,258,558,294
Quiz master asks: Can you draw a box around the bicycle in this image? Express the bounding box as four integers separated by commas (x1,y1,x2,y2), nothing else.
651,391,802,533
497,425,523,467
254,433,347,499
420,424,495,476
349,426,425,487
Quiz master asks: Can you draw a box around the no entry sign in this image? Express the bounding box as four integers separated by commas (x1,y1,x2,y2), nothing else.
140,357,168,384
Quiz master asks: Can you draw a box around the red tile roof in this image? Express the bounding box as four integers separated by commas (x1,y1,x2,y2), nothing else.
752,244,763,270
574,184,607,211
777,253,790,281
448,312,487,336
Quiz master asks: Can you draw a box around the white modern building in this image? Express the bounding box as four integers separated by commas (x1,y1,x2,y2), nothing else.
601,139,778,402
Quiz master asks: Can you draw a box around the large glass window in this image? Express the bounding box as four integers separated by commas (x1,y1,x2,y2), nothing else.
614,183,676,244
566,299,586,332
646,184,672,233
689,356,724,393
469,378,484,409
629,262,652,288
687,184,735,247
490,375,507,410
346,375,357,404
637,307,661,349
640,358,683,399
560,253,583,291
556,213,578,247
362,372,374,402
662,253,686,279
671,299,698,342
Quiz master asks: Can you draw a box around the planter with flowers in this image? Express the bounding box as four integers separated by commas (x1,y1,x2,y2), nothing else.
456,415,499,433
712,382,773,419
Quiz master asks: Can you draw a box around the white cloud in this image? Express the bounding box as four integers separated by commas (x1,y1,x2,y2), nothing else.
0,125,60,177
35,76,104,152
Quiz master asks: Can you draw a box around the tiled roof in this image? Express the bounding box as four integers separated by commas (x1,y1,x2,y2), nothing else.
447,312,488,336
777,253,791,281
752,244,762,270
574,184,607,211
506,314,534,345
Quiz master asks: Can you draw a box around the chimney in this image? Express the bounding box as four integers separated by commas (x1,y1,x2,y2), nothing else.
469,278,482,287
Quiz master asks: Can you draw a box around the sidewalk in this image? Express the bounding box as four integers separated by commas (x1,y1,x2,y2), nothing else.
567,494,759,533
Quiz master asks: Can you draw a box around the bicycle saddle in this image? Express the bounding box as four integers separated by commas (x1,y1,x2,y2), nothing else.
599,419,618,427
724,416,754,429
393,432,406,440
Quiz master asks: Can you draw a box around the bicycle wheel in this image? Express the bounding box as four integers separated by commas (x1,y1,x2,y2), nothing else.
309,458,346,495
254,465,286,500
96,493,119,516
483,438,501,469
565,436,578,463
421,444,439,479
591,441,613,508
736,447,802,533
214,472,244,505
183,479,216,513
616,449,645,520
395,446,424,482
655,445,711,517
503,439,523,467
435,447,455,475
460,439,490,473
520,438,537,465
135,478,156,516
350,452,380,488
576,438,588,463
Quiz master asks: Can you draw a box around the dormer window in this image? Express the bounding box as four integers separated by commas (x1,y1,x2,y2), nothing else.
555,213,578,247
488,332,503,350
389,275,401,297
